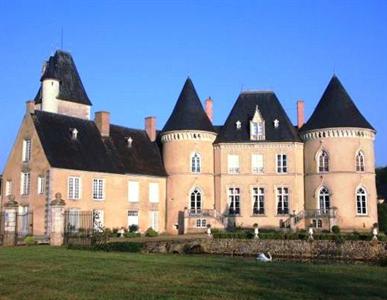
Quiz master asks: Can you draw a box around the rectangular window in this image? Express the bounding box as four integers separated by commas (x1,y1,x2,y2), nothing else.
196,218,207,228
128,211,139,227
150,211,159,231
20,172,30,195
128,181,139,202
37,176,45,195
68,177,81,200
149,183,159,203
68,208,80,233
228,154,240,174
277,154,288,173
277,187,289,214
92,179,104,200
252,187,265,215
93,209,104,231
228,187,240,215
252,154,264,173
5,180,12,196
22,139,32,162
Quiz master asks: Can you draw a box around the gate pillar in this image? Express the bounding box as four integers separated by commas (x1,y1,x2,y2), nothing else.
3,195,18,246
50,193,66,246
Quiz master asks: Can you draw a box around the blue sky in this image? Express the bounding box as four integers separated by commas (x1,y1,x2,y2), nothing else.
0,0,386,169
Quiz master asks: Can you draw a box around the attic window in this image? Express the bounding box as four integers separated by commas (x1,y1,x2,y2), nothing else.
71,128,78,140
274,119,279,128
127,137,133,148
236,121,242,130
250,106,265,141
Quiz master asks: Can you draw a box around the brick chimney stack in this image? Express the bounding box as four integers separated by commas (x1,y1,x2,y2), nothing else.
297,100,305,129
95,111,110,137
26,100,35,114
145,116,156,142
205,97,213,122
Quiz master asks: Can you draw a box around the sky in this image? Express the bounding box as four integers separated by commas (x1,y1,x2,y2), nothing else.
0,0,386,170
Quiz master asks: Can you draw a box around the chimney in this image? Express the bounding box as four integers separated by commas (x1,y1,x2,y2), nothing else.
205,97,213,122
145,116,156,142
95,111,110,137
297,100,305,129
26,100,35,114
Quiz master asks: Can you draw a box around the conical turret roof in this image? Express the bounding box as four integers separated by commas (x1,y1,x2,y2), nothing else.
162,78,215,133
302,75,374,132
34,50,92,106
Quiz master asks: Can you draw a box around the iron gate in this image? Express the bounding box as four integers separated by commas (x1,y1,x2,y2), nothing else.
0,211,5,245
64,210,94,246
16,210,33,241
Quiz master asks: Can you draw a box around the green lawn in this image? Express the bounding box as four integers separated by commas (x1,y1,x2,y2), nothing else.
0,246,386,300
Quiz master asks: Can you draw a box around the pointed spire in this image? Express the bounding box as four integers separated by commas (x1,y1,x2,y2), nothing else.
162,78,215,133
301,75,374,131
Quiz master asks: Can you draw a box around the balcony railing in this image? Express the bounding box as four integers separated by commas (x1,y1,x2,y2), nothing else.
304,208,337,219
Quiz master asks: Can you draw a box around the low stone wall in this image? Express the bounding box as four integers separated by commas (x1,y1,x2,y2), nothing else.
141,238,387,261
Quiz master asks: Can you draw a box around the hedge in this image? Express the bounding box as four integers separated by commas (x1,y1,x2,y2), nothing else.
68,241,144,253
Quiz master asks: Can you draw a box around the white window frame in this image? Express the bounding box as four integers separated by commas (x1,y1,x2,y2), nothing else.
228,187,240,215
5,180,12,196
318,187,330,213
150,211,159,231
252,187,265,215
22,139,32,163
149,182,159,203
318,150,329,173
128,181,140,202
276,187,289,215
93,209,104,231
356,187,368,215
92,178,105,201
356,151,365,172
128,211,139,227
68,176,81,200
191,152,201,173
228,154,240,174
276,154,288,174
250,121,265,141
196,218,207,228
37,176,45,195
190,188,202,214
20,172,30,196
251,154,264,174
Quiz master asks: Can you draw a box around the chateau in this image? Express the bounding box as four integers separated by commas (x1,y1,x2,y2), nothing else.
0,50,378,236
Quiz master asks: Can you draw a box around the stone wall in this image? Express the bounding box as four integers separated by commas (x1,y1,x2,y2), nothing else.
141,238,387,262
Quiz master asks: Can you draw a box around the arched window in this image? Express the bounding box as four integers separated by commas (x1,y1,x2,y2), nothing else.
190,188,202,214
356,187,367,215
319,187,330,214
356,151,365,172
318,150,329,173
191,153,201,173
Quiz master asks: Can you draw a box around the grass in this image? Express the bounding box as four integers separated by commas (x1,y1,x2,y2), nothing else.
0,246,386,300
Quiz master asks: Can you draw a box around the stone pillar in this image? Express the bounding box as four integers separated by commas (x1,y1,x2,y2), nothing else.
3,195,18,246
50,193,66,246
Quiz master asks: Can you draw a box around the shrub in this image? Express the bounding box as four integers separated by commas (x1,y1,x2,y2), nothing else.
24,236,36,246
128,224,139,233
332,225,341,234
145,227,158,237
124,232,141,238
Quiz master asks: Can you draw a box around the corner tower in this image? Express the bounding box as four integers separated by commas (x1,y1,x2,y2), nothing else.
34,50,92,119
301,75,377,231
161,78,217,234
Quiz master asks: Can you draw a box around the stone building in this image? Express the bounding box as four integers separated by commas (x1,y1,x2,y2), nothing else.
0,50,378,237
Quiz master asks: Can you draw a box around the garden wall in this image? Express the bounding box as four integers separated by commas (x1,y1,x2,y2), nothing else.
141,238,387,261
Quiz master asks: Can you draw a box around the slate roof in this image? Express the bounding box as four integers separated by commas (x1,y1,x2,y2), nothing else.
162,78,215,133
31,111,166,177
34,50,92,106
215,91,301,143
301,75,374,132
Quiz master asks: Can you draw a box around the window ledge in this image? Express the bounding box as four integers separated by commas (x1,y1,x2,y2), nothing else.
251,214,266,217
355,214,369,217
276,214,290,217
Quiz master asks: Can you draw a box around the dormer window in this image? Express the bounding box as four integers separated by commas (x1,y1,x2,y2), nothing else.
250,106,265,140
71,128,78,140
236,120,241,129
274,119,279,128
127,137,133,148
